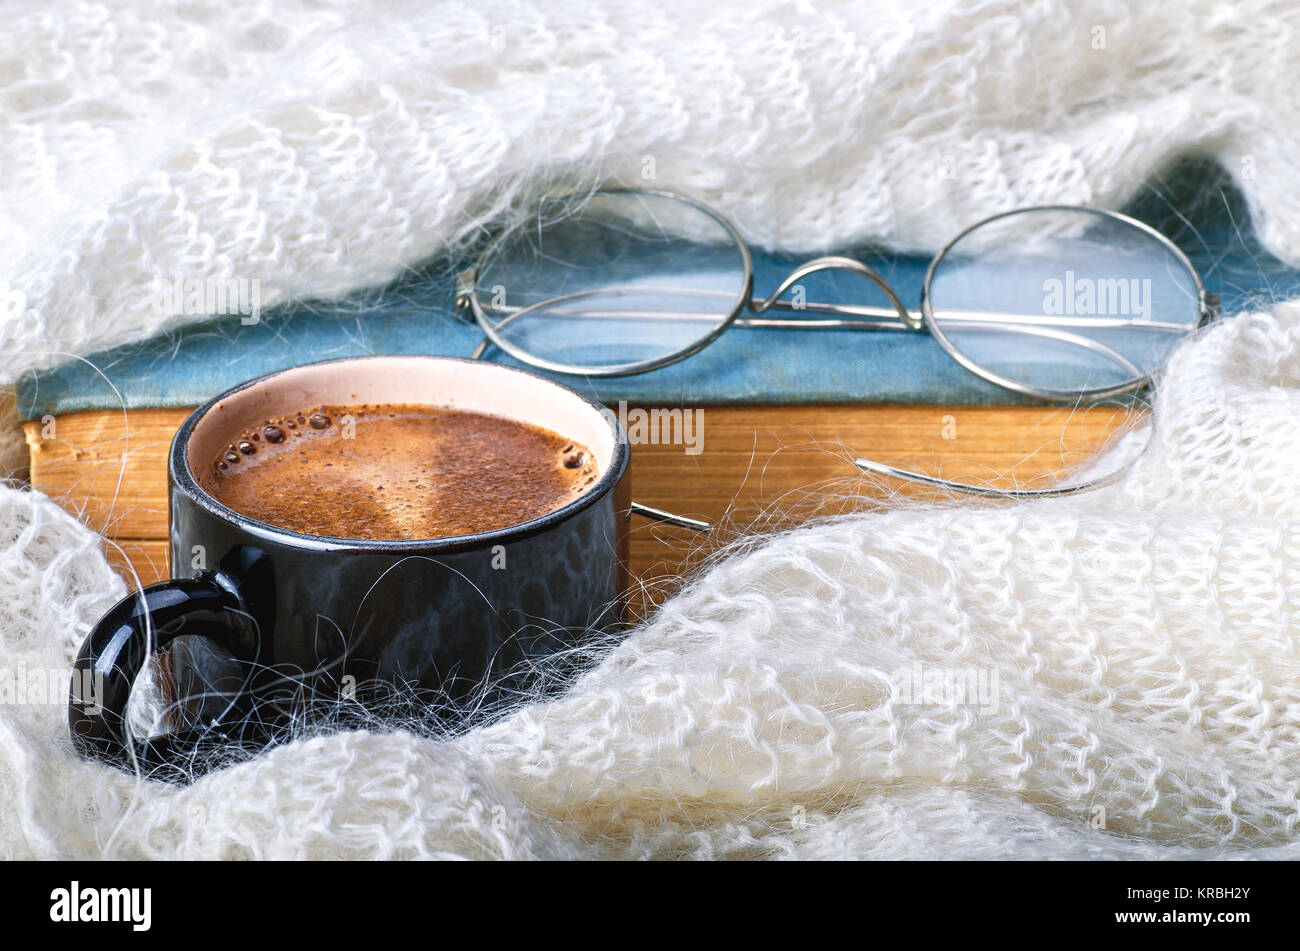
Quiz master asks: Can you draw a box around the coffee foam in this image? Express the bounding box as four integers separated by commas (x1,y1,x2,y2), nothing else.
198,403,599,540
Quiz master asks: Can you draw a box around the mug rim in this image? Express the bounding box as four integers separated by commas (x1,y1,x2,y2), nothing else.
169,355,630,555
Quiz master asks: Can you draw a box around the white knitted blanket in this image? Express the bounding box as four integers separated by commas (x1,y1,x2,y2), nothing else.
3,0,1300,859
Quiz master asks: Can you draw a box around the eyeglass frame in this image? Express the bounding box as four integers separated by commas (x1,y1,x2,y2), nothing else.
457,187,1218,403
455,187,1219,506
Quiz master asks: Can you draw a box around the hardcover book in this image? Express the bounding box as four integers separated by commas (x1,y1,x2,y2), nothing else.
17,163,1295,617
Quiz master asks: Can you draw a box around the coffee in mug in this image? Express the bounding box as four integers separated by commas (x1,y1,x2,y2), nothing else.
198,403,600,540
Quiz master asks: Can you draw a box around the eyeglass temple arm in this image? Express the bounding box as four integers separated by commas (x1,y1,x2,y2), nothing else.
627,502,710,531
852,321,1156,500
460,268,1212,336
852,454,1131,499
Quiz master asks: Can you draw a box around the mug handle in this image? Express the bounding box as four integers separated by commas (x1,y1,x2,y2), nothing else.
68,572,262,784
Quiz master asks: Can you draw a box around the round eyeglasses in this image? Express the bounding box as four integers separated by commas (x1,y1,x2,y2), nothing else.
458,188,1216,500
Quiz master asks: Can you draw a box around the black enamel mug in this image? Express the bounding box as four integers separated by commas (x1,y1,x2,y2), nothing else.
69,356,629,781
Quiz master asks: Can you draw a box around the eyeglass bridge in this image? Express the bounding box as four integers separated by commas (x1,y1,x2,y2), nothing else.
744,256,924,332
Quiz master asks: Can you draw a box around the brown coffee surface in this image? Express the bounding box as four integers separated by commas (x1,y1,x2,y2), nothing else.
199,403,599,540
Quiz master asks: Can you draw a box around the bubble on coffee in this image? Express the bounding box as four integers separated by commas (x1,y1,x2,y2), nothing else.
199,403,600,541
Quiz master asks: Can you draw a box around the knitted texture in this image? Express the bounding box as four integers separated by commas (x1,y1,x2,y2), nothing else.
4,0,1300,387
3,0,1300,859
2,300,1300,859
